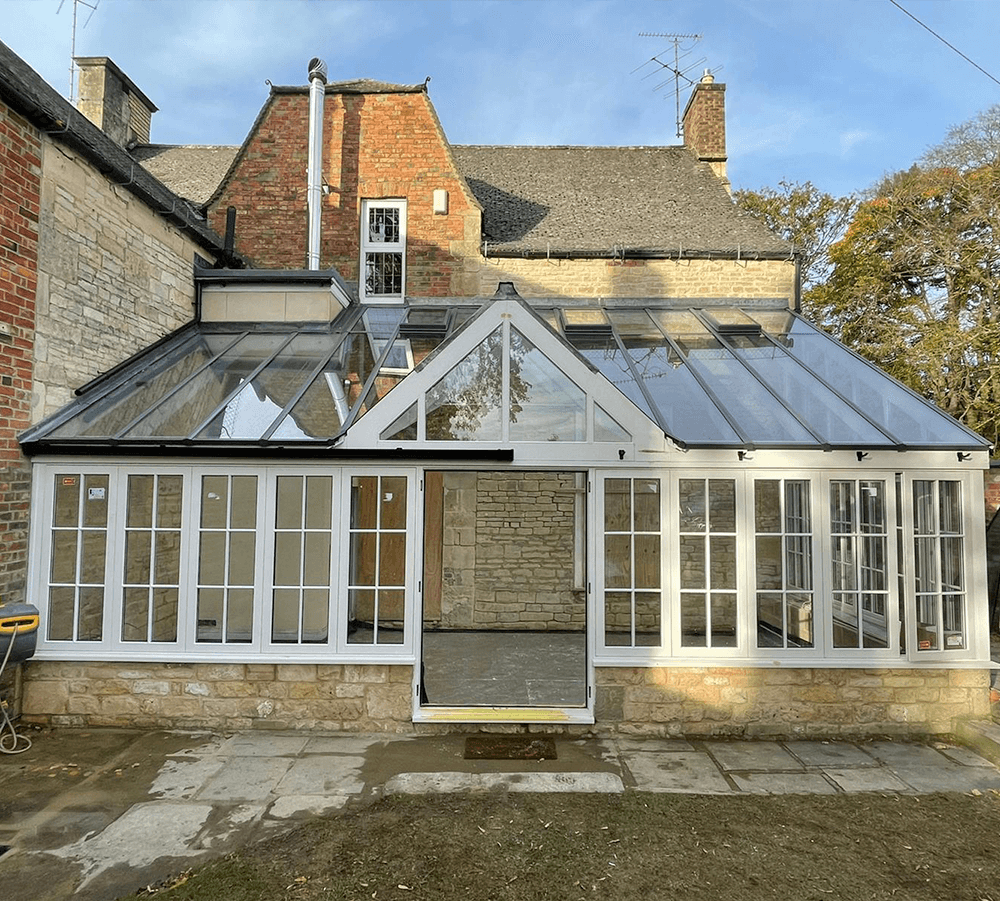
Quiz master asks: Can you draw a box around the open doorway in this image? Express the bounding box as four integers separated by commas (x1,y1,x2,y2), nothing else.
420,471,588,709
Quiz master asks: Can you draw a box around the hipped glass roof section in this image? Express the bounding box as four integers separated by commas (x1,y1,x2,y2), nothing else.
19,301,988,453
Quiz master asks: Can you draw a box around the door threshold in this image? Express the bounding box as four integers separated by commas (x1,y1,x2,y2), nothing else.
414,705,594,725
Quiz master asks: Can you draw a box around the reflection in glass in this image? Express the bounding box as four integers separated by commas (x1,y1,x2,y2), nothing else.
426,327,503,440
508,329,586,441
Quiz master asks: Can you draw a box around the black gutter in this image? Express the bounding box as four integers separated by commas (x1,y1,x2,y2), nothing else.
0,40,225,255
483,247,796,262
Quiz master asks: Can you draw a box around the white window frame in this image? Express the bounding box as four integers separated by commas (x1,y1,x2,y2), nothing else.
360,199,406,302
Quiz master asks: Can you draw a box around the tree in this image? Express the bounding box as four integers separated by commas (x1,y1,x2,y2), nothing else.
734,180,857,295
920,103,1000,172
812,163,1000,445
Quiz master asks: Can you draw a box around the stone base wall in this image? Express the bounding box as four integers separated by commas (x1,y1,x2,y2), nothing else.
20,662,415,733
20,661,990,737
596,666,991,738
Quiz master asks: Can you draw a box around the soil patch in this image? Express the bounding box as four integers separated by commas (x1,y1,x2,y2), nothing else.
126,790,1000,901
464,735,558,760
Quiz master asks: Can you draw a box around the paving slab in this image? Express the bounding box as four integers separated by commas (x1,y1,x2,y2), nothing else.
891,764,1000,794
384,771,623,794
276,755,366,795
935,745,997,768
785,741,877,768
626,751,732,794
730,772,838,794
825,768,913,793
704,740,804,771
266,794,352,820
194,756,293,802
218,733,310,757
614,737,696,753
864,741,952,767
302,735,389,755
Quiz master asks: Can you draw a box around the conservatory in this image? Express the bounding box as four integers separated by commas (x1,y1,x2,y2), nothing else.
19,278,993,731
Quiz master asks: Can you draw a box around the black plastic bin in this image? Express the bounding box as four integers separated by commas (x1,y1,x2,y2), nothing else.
0,603,39,665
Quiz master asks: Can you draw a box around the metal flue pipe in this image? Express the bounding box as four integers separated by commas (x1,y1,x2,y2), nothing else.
306,57,328,270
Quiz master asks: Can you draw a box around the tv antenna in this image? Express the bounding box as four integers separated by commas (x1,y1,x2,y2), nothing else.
633,33,719,138
57,0,101,102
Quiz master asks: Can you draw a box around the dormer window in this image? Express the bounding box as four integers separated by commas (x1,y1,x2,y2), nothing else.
361,199,406,301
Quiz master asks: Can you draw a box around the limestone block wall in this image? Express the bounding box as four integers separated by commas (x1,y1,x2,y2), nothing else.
33,139,206,421
21,661,415,732
436,472,585,630
596,666,991,738
472,257,795,303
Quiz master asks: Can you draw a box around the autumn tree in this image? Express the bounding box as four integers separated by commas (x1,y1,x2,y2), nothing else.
811,163,1000,444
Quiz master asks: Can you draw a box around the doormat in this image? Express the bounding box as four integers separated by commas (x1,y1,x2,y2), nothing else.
464,735,558,760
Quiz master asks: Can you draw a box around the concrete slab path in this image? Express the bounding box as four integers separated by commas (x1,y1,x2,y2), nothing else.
2,726,999,901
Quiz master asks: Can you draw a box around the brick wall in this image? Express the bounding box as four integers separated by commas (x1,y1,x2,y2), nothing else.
33,139,206,420
0,98,40,607
19,659,989,737
209,89,481,294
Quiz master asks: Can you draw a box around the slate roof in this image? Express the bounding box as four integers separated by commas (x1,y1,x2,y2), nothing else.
451,145,790,255
132,144,240,206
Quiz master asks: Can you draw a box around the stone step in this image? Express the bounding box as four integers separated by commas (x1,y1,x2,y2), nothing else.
955,718,1000,765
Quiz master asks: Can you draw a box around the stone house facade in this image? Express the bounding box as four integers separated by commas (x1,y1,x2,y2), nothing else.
5,48,994,737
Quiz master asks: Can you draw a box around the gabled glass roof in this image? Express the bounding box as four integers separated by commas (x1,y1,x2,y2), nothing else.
19,300,988,454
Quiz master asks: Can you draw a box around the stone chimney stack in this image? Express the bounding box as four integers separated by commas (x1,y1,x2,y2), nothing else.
75,57,157,147
682,70,728,190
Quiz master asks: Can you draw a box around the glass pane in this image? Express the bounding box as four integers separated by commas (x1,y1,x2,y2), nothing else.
594,404,631,442
679,480,705,532
604,479,631,532
368,206,400,243
77,587,103,640
377,589,405,642
156,476,183,529
154,531,182,583
276,476,303,529
679,536,706,590
302,589,329,643
272,588,300,642
230,476,257,528
787,593,813,647
943,595,965,648
123,587,149,641
151,587,178,642
633,480,660,532
348,589,375,644
227,588,253,642
47,587,75,640
941,536,964,591
755,481,781,533
350,532,377,586
508,328,587,442
199,532,226,584
50,531,78,583
351,477,378,530
635,592,661,646
196,588,224,642
128,475,154,528
862,602,889,649
80,531,107,583
711,593,737,647
833,594,859,647
82,475,109,527
830,481,854,533
124,531,152,583
426,326,503,440
201,476,228,528
570,335,657,420
708,480,736,532
756,536,783,590
605,535,632,589
681,593,707,646
710,536,737,590
382,404,418,441
939,482,962,534
634,535,660,589
859,482,885,532
604,591,631,646
381,477,408,530
303,532,331,586
379,533,407,585
274,532,302,586
228,532,256,585
53,475,81,527
757,593,784,645
305,477,332,530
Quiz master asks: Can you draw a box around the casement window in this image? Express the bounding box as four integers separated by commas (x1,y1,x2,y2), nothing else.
830,479,890,650
601,478,662,648
361,200,406,301
678,478,738,649
912,479,966,651
754,479,814,649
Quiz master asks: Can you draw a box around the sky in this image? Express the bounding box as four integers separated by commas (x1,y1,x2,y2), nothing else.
3,0,999,198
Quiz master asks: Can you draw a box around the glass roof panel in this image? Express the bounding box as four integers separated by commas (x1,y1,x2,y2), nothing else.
595,404,631,442
726,335,892,445
508,328,586,441
566,334,657,420
746,309,796,337
195,334,333,440
425,325,503,440
651,310,709,337
121,333,292,439
675,334,815,444
623,339,741,444
563,308,609,327
703,308,756,328
606,310,661,339
48,332,220,439
773,320,980,445
381,403,418,441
